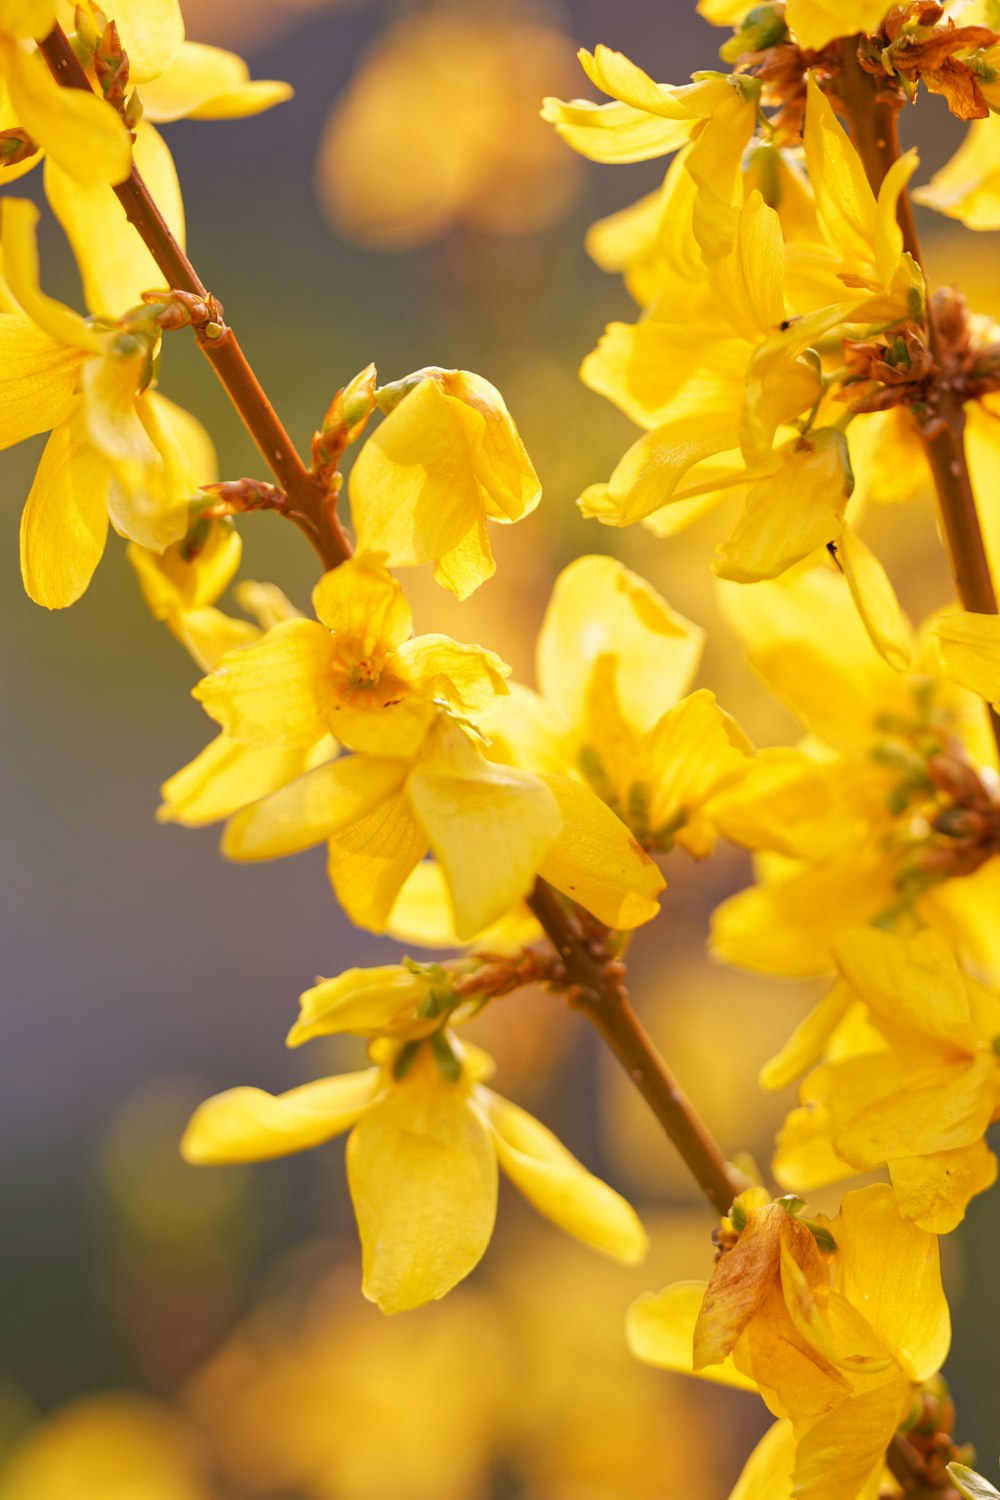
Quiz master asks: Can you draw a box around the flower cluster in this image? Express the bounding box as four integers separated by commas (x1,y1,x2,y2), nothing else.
7,1,1000,1497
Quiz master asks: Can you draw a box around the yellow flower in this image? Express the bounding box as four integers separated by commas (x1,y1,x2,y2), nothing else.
193,552,510,757
347,368,541,599
0,1,131,186
544,46,758,253
484,554,754,859
628,1185,950,1500
0,196,212,606
710,567,1000,978
182,1031,648,1313
766,926,1000,1232
221,709,662,939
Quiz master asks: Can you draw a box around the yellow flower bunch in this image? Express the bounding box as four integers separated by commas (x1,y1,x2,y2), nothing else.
8,0,1000,1491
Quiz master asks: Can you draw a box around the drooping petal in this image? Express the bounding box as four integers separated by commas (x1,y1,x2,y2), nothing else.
834,525,913,671
790,1375,910,1500
578,413,742,527
537,554,703,734
139,40,292,121
913,115,1000,230
223,755,406,861
714,431,853,585
626,1281,759,1390
831,926,976,1054
933,610,1000,702
193,619,335,748
0,196,101,351
0,312,82,449
181,1070,381,1164
407,719,561,939
1,41,131,185
44,121,183,317
159,735,333,829
728,1421,796,1500
537,771,664,928
346,1056,498,1313
385,860,542,953
832,1183,950,1381
482,1088,648,1263
327,777,429,932
889,1141,998,1233
19,403,110,607
759,981,855,1092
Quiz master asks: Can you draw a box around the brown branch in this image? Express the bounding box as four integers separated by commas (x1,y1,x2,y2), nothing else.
526,881,742,1217
36,22,352,574
836,37,1000,758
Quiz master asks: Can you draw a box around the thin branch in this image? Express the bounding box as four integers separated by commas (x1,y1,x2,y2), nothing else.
836,37,1000,758
36,22,352,574
526,881,742,1216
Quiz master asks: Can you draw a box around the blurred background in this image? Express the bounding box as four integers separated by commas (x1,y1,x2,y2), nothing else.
1,1,999,1494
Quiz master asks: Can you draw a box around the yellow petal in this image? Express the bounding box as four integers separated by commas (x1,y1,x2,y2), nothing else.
482,1089,648,1263
834,526,913,671
1,41,131,185
407,721,561,940
537,772,664,928
832,1183,950,1380
165,606,257,673
20,403,110,607
44,120,183,316
159,735,333,829
717,565,903,753
541,95,694,165
831,926,976,1054
347,1054,498,1313
0,1,55,37
644,688,754,852
139,40,291,121
0,311,82,448
327,775,429,932
579,413,741,527
108,0,184,83
772,1103,858,1194
289,966,438,1047
791,5,894,65
759,980,855,1093
949,1465,1000,1500
712,189,785,341
385,860,542,953
626,1281,759,1390
1,195,101,351
889,1141,998,1234
181,1070,380,1164
791,1375,909,1500
395,635,510,716
714,431,853,585
833,1056,999,1168
933,610,1000,702
537,554,703,734
728,1420,796,1500
311,551,412,646
915,114,1000,229
802,75,875,254
193,619,334,748
349,374,538,600
223,756,406,861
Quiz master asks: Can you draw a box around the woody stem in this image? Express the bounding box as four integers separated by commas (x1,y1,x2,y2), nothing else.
527,881,742,1216
36,22,352,574
837,36,1000,759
